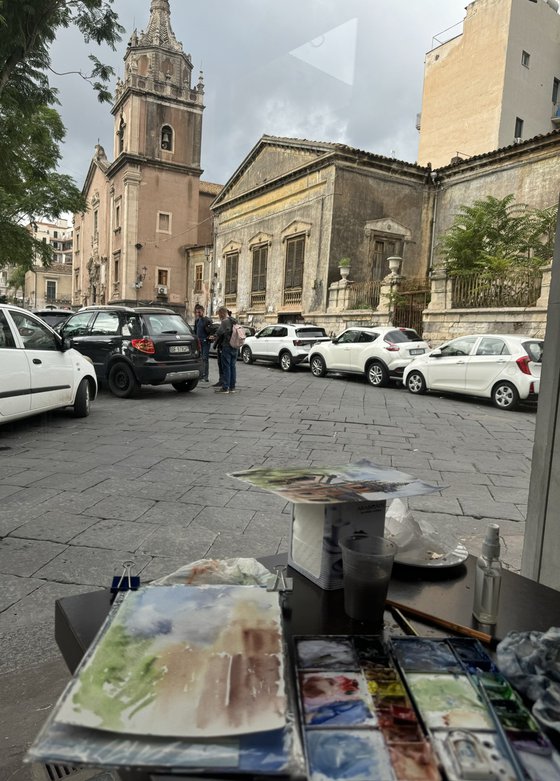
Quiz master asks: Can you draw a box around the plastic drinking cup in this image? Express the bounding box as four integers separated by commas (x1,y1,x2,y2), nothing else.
339,534,397,625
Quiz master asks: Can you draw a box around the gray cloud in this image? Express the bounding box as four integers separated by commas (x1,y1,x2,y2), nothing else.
50,0,466,189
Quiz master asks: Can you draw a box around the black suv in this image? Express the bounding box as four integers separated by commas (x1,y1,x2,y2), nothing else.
59,306,202,397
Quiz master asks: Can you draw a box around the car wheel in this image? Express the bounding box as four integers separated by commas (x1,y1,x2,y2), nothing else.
406,370,427,395
172,379,199,392
72,378,91,417
492,381,519,410
279,351,294,372
241,346,254,364
310,354,327,377
107,362,140,398
367,360,389,387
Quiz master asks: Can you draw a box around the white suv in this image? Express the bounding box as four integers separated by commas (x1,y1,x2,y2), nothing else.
241,324,331,371
0,304,98,425
308,326,430,386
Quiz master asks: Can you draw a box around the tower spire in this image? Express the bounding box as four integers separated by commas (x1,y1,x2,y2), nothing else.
139,0,181,51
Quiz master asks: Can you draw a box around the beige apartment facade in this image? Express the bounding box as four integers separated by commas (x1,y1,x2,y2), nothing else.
73,0,218,314
418,0,560,168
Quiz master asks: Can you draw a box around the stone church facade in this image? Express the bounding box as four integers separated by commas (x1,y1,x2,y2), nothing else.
73,0,218,314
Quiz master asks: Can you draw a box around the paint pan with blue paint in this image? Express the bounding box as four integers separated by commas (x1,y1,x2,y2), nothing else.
391,638,462,672
305,729,394,781
296,637,358,670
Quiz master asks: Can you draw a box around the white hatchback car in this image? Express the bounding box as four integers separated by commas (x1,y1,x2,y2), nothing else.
308,326,430,386
403,333,543,410
0,304,97,425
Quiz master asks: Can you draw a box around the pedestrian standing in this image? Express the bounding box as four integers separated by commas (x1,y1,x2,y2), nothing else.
194,304,212,383
212,306,237,394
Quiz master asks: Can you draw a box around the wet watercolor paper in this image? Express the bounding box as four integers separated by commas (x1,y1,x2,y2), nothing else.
54,585,286,738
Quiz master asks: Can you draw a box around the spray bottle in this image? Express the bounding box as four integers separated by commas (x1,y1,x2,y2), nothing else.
473,523,502,625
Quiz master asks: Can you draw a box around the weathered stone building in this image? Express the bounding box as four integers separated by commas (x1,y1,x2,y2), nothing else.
211,130,560,337
211,136,433,329
73,0,219,314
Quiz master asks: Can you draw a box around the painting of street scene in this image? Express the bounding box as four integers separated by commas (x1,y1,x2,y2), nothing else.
231,459,439,504
54,585,286,738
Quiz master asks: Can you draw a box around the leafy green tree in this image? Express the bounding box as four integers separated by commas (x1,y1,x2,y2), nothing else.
0,1,123,271
438,194,557,275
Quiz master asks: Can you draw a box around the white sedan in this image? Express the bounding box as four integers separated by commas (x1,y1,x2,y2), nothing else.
403,333,543,410
0,304,98,426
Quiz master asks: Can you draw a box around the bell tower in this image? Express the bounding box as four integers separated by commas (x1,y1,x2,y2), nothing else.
112,0,204,169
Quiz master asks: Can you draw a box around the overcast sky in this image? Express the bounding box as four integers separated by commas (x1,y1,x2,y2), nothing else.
51,0,468,189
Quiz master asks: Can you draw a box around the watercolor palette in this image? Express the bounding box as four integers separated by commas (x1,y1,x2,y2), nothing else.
295,635,560,781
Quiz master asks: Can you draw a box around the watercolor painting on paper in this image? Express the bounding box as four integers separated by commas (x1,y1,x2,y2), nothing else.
230,459,439,504
54,585,286,738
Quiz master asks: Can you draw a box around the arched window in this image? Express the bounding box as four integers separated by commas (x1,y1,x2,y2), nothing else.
161,125,173,151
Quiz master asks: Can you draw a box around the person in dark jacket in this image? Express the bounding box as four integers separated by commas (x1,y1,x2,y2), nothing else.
193,304,212,382
212,306,237,393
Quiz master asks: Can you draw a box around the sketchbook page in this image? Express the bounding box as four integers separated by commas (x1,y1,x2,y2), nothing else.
53,584,287,738
229,458,441,504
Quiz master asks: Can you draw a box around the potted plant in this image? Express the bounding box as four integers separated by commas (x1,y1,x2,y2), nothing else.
338,257,351,279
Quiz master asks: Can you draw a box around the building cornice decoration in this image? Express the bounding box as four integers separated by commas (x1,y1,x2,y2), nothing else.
364,218,411,240
248,232,273,248
281,220,312,242
223,241,242,255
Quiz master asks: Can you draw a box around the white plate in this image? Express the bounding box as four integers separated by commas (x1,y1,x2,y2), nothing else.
391,540,469,569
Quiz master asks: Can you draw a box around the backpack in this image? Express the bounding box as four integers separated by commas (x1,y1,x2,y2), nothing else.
229,322,246,348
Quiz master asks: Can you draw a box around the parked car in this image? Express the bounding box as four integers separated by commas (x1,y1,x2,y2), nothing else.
308,326,430,386
0,304,97,425
32,308,74,329
241,324,330,371
59,305,202,398
403,334,543,410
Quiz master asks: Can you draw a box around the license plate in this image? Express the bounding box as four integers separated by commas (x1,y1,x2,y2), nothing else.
169,345,190,354
409,348,425,355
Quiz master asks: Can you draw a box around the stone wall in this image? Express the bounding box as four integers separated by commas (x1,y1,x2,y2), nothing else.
421,266,552,344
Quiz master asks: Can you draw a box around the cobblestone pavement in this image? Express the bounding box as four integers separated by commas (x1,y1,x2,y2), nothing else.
0,361,536,778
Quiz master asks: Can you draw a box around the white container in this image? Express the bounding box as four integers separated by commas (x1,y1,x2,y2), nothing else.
288,500,386,590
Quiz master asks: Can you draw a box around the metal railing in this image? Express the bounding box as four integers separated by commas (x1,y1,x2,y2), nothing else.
283,288,302,306
250,291,266,308
347,280,381,310
451,269,543,309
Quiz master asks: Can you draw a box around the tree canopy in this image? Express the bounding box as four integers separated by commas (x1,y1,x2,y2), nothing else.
438,194,558,276
0,0,124,271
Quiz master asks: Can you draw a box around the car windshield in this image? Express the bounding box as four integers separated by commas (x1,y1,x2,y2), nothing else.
524,340,544,363
35,312,71,327
295,327,327,338
385,328,423,343
143,313,192,335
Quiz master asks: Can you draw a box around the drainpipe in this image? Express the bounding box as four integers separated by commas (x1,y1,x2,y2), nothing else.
428,172,440,274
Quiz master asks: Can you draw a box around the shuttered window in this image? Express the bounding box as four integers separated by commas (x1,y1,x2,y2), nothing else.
252,244,268,292
225,252,238,295
285,235,305,289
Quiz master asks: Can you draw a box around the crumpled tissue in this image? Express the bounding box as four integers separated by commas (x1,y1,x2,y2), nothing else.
151,556,273,587
497,627,560,734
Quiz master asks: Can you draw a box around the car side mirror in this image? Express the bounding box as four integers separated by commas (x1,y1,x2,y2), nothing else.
60,336,73,352
431,348,442,357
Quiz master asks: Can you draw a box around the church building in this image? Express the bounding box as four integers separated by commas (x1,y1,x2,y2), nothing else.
73,0,219,313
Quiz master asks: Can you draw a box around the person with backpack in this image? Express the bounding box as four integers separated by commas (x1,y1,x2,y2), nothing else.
193,304,212,383
212,306,238,394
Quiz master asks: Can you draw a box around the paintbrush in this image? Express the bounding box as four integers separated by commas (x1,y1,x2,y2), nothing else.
386,598,495,646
